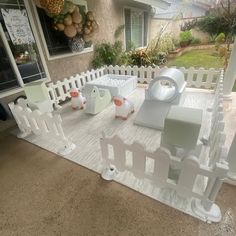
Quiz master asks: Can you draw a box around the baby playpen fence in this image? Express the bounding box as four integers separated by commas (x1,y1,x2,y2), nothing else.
99,67,228,223
45,65,222,107
8,65,233,222
100,132,228,222
8,102,75,155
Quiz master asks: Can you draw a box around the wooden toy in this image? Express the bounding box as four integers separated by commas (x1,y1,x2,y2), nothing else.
113,96,134,120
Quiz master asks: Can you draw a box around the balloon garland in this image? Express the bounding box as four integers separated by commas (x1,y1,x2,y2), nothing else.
34,0,99,51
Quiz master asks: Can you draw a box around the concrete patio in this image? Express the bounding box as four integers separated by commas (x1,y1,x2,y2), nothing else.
0,131,236,236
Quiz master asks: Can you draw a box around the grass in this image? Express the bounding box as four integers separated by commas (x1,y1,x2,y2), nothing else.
167,49,224,69
167,48,236,91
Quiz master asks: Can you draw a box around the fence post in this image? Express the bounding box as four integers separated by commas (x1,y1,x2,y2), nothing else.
8,103,31,138
54,114,76,155
226,133,236,185
100,133,119,181
192,162,228,223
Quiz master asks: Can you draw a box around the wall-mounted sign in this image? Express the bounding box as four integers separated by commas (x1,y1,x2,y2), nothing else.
1,9,35,45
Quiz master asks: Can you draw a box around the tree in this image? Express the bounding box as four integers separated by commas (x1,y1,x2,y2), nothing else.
196,0,236,49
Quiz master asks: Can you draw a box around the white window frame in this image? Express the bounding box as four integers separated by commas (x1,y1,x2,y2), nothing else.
130,9,144,47
0,0,51,98
123,6,148,50
31,0,94,61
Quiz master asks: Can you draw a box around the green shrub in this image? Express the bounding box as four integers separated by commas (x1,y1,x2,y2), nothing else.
117,52,132,65
191,38,201,45
209,34,218,43
146,33,176,65
179,31,193,46
215,33,225,44
158,33,175,53
215,33,226,51
150,52,167,65
196,14,235,38
92,41,124,68
128,49,152,67
172,37,180,47
127,49,168,67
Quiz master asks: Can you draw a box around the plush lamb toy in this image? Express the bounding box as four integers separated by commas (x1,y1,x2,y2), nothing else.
113,96,134,120
70,88,86,110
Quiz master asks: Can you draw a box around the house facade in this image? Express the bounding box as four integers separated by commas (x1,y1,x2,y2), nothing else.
150,0,212,42
0,0,172,130
0,0,170,101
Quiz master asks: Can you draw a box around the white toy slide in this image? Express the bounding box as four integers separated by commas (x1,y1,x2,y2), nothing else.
134,68,186,130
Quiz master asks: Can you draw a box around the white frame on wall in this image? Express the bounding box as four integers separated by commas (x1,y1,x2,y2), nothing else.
31,0,93,61
0,23,24,98
23,0,51,81
0,24,23,87
0,0,51,98
130,9,144,47
123,6,148,50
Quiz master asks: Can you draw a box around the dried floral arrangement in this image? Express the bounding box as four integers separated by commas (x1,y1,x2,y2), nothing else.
35,0,98,52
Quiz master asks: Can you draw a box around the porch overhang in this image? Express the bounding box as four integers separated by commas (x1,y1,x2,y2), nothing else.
133,0,171,10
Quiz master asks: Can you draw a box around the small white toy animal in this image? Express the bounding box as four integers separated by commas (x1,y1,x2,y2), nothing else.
113,96,134,120
69,88,86,110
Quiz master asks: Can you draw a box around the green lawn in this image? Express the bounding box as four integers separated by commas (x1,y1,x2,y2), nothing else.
167,49,224,69
167,49,236,91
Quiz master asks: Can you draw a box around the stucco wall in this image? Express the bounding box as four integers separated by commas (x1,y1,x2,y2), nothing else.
27,0,123,83
29,0,150,83
0,0,151,130
150,18,210,44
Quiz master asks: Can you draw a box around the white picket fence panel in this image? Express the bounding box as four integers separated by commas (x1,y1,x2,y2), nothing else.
8,102,74,153
100,133,228,218
46,67,106,106
208,71,226,166
45,66,221,107
104,65,221,89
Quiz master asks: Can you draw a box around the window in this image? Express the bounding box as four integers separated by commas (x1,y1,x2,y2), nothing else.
0,34,19,91
124,8,148,51
0,0,46,94
33,0,93,59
